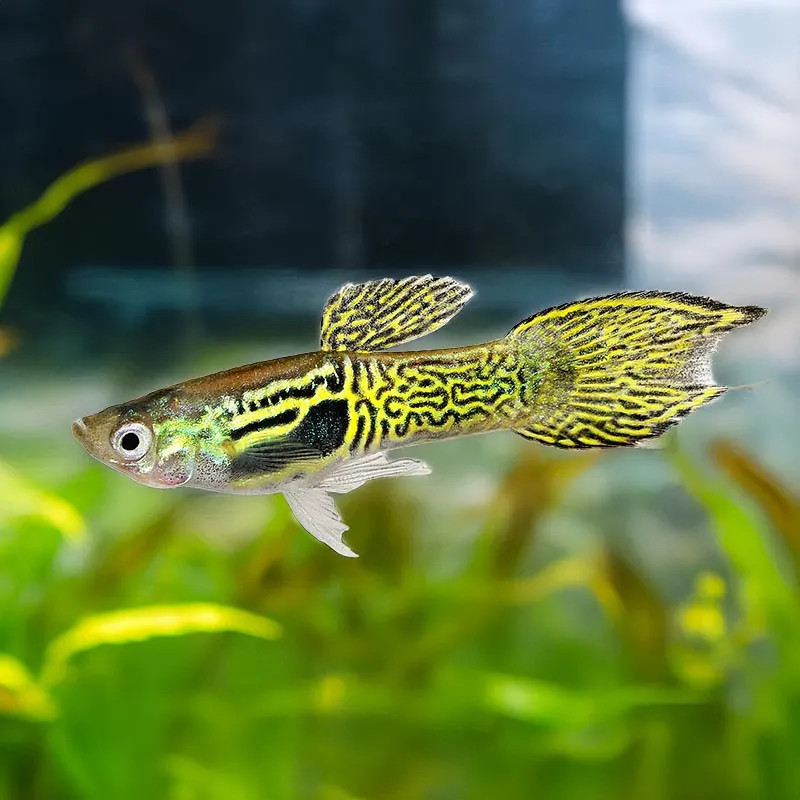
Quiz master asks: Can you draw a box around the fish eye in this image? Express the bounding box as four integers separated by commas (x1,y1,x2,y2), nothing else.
111,422,153,461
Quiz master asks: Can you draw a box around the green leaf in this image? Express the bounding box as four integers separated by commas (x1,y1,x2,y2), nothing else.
667,443,797,622
0,459,86,542
40,603,281,687
0,653,56,720
484,672,700,728
0,120,216,308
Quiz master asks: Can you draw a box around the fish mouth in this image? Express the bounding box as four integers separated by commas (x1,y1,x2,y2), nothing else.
71,416,109,464
71,417,87,439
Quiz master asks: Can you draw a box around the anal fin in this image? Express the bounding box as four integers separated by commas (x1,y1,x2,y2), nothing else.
283,453,431,557
283,488,357,558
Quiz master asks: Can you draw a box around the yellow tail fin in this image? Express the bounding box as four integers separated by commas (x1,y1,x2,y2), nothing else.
507,292,766,449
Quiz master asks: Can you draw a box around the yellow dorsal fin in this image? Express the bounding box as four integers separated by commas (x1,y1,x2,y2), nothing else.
319,275,473,352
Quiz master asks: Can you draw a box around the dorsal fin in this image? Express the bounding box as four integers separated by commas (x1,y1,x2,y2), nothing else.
319,275,473,352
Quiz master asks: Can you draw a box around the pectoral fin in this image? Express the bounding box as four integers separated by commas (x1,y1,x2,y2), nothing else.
319,275,473,352
231,440,322,480
318,452,431,494
283,487,358,558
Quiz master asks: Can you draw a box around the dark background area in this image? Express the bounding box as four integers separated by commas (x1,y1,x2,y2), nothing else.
1,0,626,324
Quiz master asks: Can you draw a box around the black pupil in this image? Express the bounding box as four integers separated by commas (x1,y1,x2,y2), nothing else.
120,431,140,451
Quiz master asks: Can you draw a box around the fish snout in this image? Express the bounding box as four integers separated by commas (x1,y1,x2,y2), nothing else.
71,417,88,442
71,417,98,457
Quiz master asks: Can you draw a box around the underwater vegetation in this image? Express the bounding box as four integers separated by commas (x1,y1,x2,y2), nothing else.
1,150,799,800
1,428,800,800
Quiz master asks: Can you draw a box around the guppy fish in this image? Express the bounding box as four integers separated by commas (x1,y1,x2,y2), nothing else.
73,276,765,557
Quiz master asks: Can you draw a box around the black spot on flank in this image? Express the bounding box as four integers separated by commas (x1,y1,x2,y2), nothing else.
290,399,349,457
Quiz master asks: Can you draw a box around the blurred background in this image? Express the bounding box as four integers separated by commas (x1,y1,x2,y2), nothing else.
0,1,798,798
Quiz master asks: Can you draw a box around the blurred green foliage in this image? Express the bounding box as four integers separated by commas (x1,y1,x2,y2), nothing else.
0,436,799,800
2,147,799,799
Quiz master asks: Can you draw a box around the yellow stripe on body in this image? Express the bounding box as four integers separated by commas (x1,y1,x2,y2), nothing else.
351,345,526,452
227,360,355,454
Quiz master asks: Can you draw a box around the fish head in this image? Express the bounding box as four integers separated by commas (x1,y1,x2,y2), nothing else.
72,392,196,488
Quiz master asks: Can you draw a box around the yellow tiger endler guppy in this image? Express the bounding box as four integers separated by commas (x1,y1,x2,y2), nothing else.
73,276,766,557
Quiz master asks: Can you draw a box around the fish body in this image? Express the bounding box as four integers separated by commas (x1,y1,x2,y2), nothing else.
73,276,766,557
74,342,524,492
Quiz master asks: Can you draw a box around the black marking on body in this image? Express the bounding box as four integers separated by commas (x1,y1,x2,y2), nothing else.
354,398,379,451
239,364,345,418
391,406,492,438
257,378,320,408
230,364,346,432
365,349,526,446
230,408,299,441
405,388,449,411
324,362,346,393
353,414,366,451
290,399,350,457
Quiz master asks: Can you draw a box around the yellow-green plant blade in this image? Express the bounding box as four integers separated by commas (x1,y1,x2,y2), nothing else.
710,439,800,580
481,448,601,575
0,119,217,306
0,228,23,304
0,459,85,542
485,673,700,727
40,603,281,688
667,442,797,627
602,551,670,682
0,653,56,720
485,673,583,725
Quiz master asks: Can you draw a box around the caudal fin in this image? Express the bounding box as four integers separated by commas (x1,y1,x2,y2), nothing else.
507,291,766,449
